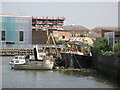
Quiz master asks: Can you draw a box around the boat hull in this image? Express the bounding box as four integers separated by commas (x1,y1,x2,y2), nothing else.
14,62,54,70
61,52,92,68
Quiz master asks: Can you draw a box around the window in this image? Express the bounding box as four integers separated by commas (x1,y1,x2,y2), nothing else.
84,31,86,33
15,57,18,59
72,34,75,37
19,57,22,59
15,60,19,63
62,35,65,39
19,31,24,42
1,31,5,41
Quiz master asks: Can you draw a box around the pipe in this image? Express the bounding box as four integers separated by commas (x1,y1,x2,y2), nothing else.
33,45,38,61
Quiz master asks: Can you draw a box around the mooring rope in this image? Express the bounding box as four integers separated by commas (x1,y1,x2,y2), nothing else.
54,62,59,66
73,53,82,69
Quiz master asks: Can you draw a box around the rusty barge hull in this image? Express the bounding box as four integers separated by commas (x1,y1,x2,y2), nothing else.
61,53,92,68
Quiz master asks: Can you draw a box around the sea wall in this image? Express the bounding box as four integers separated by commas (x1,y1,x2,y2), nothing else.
92,54,120,85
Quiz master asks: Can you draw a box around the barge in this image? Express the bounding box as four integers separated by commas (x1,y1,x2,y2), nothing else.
61,37,93,68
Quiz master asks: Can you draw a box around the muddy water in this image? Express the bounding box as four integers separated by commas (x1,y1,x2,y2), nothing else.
2,56,118,88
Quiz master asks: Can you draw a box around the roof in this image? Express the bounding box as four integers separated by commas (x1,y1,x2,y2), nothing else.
63,25,89,31
88,31,101,38
91,27,118,31
0,14,31,17
69,37,93,46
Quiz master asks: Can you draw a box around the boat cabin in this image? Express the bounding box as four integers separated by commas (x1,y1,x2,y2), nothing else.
11,56,26,64
62,41,92,56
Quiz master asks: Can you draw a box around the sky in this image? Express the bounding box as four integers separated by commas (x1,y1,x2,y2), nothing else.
1,2,118,29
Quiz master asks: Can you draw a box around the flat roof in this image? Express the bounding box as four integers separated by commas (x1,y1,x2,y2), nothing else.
0,14,31,17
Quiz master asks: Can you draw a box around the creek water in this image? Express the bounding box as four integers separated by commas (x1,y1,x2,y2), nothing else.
2,56,118,88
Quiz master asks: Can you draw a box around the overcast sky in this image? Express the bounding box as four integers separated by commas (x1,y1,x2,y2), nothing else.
2,2,118,29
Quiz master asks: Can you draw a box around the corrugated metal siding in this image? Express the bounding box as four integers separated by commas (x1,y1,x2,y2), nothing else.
0,16,32,45
2,17,16,42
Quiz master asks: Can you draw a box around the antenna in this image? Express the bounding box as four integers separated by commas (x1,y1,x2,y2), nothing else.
20,11,26,16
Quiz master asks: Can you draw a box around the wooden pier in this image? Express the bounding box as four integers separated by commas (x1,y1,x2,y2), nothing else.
0,48,35,56
0,47,61,56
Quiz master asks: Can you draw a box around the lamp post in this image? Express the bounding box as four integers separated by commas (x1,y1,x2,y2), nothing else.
71,24,75,37
46,17,49,36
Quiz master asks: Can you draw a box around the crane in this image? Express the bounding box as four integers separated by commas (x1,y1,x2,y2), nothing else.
43,33,58,57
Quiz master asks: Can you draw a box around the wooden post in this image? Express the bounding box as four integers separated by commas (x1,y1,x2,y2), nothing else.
51,33,58,56
43,34,51,52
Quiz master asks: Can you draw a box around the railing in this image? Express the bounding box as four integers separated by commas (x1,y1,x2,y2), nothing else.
1,44,66,49
0,44,66,56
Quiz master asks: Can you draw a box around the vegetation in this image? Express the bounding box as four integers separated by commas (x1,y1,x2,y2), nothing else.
114,44,120,56
101,51,116,56
77,34,85,37
57,40,66,45
94,38,120,56
94,38,111,54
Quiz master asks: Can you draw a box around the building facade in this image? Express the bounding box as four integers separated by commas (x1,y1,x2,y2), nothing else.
89,27,120,41
31,16,66,44
0,15,32,47
104,31,120,44
104,32,115,48
53,31,71,41
32,31,48,45
63,25,90,37
32,16,65,31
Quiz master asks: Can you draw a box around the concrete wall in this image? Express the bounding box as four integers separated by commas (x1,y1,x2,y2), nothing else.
92,54,120,85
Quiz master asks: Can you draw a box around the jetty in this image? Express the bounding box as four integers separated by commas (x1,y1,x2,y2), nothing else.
0,48,34,56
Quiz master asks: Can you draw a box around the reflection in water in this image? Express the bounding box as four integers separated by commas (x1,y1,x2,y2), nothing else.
2,56,118,88
59,70,119,88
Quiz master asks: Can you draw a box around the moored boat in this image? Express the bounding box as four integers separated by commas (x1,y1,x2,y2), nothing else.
9,55,26,69
61,52,92,68
61,37,93,68
9,33,58,70
14,59,54,70
10,46,55,70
